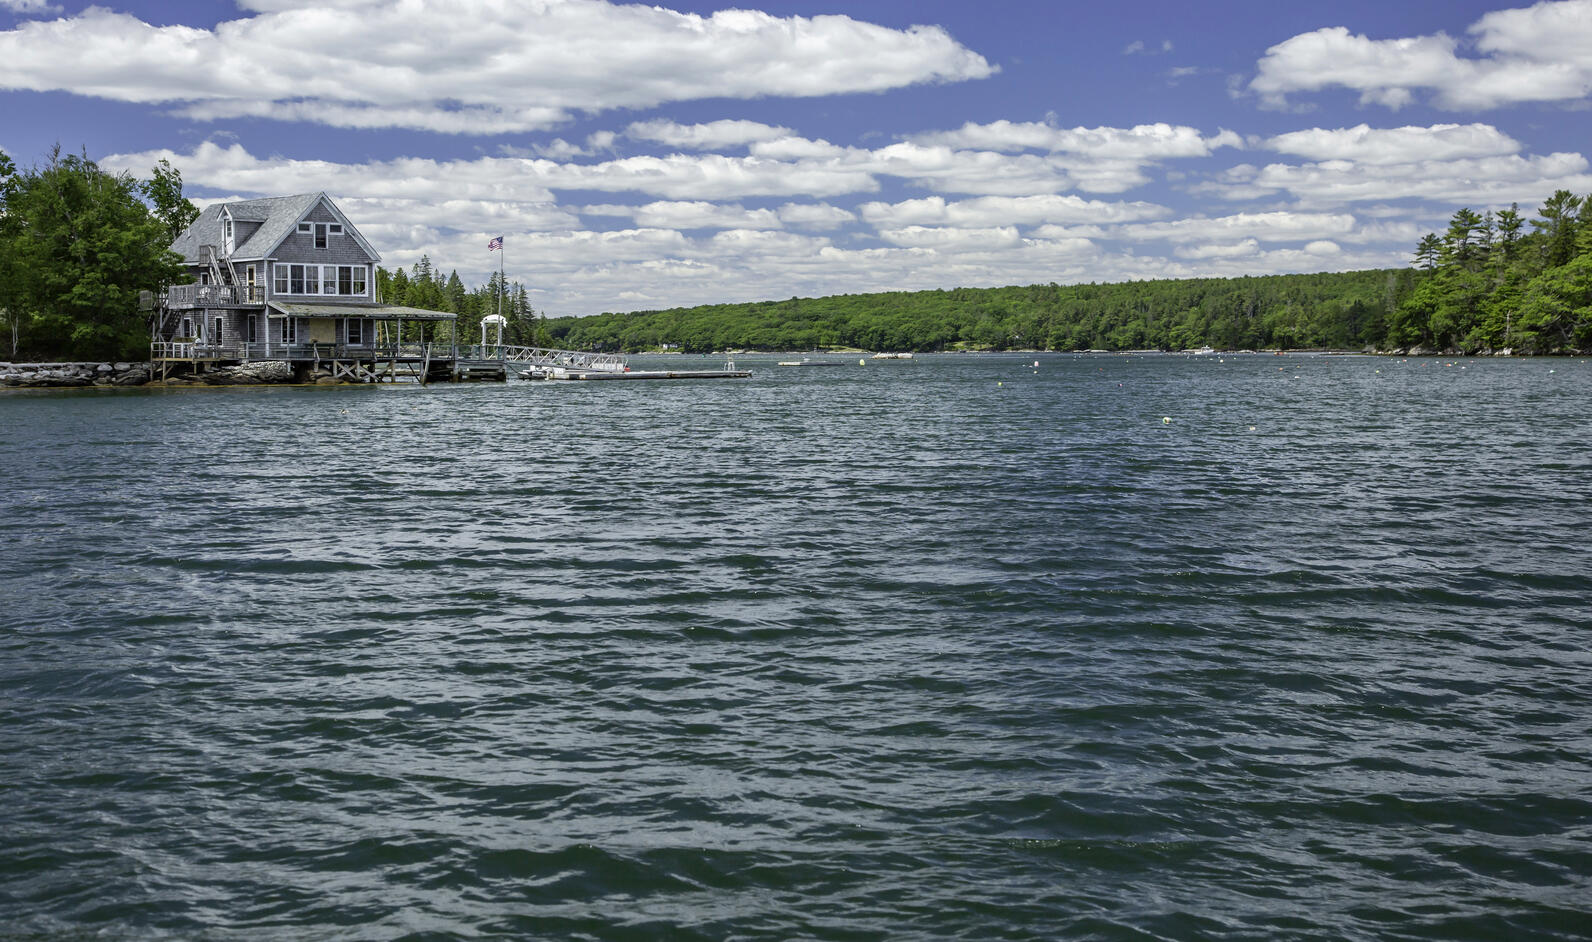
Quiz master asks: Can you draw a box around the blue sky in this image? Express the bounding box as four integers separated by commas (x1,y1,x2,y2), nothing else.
3,0,1590,314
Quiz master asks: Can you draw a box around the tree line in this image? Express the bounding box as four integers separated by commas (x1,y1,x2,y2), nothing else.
544,269,1415,354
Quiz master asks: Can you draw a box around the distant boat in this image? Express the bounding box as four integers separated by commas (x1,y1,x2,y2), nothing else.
870,352,914,359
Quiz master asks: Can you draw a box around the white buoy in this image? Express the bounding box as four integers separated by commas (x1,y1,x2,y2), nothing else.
1162,416,1171,424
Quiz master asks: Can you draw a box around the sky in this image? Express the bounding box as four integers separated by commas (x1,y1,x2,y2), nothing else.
2,0,1591,316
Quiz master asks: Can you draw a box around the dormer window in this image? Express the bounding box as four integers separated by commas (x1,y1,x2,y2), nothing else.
223,215,234,253
314,223,329,249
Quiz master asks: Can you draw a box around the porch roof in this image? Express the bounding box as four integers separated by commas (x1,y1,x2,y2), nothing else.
268,301,458,321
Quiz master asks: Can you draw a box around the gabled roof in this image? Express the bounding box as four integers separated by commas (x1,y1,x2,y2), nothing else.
169,192,381,265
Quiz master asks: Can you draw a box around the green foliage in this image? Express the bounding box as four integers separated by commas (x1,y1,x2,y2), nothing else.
1395,190,1591,352
543,270,1407,354
0,146,186,361
142,159,199,244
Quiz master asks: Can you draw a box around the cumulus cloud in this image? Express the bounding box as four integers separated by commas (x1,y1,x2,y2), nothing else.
858,194,1170,228
1121,211,1358,244
911,120,1238,158
1249,0,1592,110
1203,152,1592,207
1263,123,1522,164
0,0,995,133
777,202,856,230
626,119,794,150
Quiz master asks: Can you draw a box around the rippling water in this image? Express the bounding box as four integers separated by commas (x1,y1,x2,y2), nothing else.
3,353,1590,940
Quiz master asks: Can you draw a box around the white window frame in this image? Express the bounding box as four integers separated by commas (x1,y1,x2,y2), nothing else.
347,318,363,345
298,222,312,234
274,262,288,294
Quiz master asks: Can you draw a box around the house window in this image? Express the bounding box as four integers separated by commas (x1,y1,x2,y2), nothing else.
245,264,256,285
180,317,192,339
213,317,224,342
282,318,297,343
289,265,304,294
353,267,366,296
324,265,340,294
247,315,258,343
315,223,328,249
274,264,288,294
338,266,353,295
223,216,234,252
304,265,320,294
298,222,311,234
329,224,343,235
347,318,363,345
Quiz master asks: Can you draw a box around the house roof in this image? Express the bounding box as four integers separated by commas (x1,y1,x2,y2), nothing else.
232,194,321,258
169,193,381,265
269,301,457,321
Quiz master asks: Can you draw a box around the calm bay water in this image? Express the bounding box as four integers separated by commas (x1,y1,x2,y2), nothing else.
2,353,1590,940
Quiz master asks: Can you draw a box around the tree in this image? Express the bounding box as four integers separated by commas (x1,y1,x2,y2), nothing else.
142,158,199,244
0,146,185,360
1533,190,1583,270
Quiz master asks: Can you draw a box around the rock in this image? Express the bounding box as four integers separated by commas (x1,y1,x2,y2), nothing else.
1407,345,1433,356
113,362,131,371
96,363,114,373
314,375,341,385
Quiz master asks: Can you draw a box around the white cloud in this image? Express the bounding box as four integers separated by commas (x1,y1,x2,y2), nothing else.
776,202,856,230
1249,0,1592,110
1205,152,1592,207
877,225,1023,251
858,194,1170,228
911,120,1237,158
1175,239,1261,260
627,201,785,231
1121,211,1358,244
1263,123,1522,164
0,0,995,133
0,0,61,15
626,119,794,150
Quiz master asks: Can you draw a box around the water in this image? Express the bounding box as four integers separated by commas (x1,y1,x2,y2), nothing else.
2,353,1590,940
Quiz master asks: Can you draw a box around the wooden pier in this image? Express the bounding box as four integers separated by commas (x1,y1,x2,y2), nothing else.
150,341,750,384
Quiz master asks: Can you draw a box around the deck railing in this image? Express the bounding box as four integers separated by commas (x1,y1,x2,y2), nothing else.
164,283,266,309
149,341,627,370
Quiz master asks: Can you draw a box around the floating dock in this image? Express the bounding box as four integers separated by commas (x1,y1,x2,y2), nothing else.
526,368,752,381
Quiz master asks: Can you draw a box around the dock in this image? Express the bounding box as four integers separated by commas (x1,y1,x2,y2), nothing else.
528,368,752,381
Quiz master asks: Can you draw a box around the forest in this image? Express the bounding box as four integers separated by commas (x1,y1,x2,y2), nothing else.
546,190,1590,355
2,144,1587,361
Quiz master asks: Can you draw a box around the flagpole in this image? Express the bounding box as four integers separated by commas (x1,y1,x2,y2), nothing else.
497,236,504,323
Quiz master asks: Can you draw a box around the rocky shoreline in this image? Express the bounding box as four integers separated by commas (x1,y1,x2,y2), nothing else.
2,360,309,388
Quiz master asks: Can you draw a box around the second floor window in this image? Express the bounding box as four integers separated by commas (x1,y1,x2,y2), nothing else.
276,263,367,295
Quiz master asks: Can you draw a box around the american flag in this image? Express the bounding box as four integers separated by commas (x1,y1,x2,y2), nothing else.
488,236,503,251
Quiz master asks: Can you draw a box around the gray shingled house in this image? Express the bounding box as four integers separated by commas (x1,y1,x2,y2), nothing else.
153,192,457,377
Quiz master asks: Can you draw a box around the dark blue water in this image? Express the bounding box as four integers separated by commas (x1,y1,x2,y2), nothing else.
3,353,1590,940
